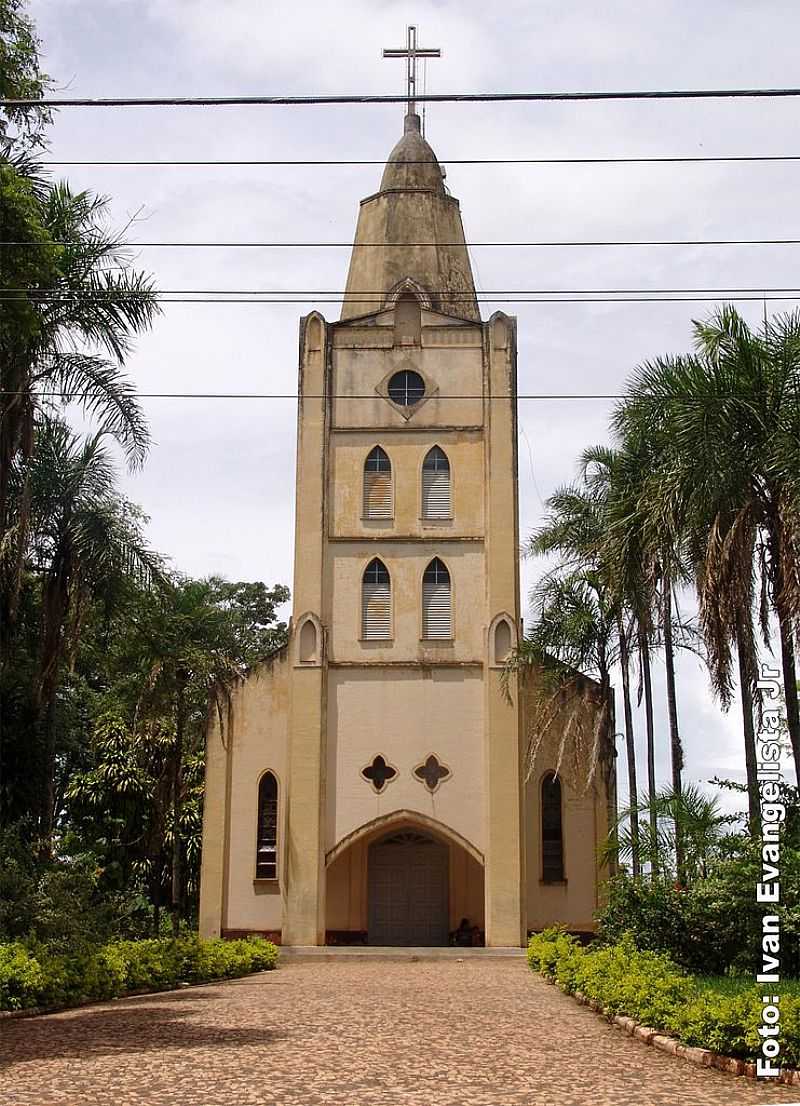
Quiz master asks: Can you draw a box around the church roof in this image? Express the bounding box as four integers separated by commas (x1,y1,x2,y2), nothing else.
340,112,480,323
379,112,446,194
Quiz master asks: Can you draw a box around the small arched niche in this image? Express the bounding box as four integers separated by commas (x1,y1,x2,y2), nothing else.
489,612,516,667
394,293,421,346
296,613,322,665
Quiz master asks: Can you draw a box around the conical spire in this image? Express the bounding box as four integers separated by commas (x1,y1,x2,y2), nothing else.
340,113,479,322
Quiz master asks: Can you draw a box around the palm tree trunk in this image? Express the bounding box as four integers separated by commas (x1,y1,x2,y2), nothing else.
617,616,640,876
662,580,685,884
639,630,659,878
171,676,186,938
777,615,800,786
735,611,761,828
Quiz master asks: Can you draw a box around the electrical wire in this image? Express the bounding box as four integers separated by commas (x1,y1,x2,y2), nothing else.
4,239,800,249
36,154,800,166
2,390,787,401
8,86,800,107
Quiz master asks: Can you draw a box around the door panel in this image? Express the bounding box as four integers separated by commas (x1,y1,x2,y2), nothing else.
368,835,449,946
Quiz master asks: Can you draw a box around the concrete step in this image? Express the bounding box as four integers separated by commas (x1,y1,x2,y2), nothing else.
278,945,526,961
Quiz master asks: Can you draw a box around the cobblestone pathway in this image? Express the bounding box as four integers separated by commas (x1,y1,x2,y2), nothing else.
0,959,796,1106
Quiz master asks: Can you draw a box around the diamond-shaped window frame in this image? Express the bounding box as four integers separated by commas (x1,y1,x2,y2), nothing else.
376,360,438,420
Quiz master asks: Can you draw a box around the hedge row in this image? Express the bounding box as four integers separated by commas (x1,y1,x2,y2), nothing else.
528,929,800,1069
0,935,279,1011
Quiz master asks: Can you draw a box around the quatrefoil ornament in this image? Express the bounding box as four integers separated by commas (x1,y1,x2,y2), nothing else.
361,754,398,794
413,754,451,794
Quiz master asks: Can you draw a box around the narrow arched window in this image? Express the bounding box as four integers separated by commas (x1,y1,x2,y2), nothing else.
493,618,512,665
256,772,278,879
422,558,452,639
362,558,391,639
363,446,393,520
541,773,564,882
299,618,318,663
421,446,451,519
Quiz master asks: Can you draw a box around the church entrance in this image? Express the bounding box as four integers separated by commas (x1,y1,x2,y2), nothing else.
367,831,449,946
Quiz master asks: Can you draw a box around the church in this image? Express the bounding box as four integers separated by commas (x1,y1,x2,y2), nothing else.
199,51,614,947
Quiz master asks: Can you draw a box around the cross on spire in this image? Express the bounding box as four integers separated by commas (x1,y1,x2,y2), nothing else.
382,25,441,117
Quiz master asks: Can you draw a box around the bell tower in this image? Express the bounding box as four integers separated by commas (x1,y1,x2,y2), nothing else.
282,57,525,945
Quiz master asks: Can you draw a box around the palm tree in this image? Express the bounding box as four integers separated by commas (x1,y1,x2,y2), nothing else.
513,568,619,869
520,455,646,873
1,169,158,614
609,783,735,884
615,311,800,812
23,416,161,841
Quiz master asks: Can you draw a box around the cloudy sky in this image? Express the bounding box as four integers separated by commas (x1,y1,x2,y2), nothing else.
29,0,800,811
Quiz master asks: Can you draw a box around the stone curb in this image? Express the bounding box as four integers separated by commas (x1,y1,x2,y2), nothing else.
567,985,800,1086
0,968,278,1022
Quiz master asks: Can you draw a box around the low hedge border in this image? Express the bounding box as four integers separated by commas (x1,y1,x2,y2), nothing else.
529,929,800,1086
0,935,279,1014
570,984,800,1087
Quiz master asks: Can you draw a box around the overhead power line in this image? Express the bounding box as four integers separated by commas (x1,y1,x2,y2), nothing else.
5,286,800,296
4,238,800,249
7,86,800,108
40,154,800,166
3,390,789,402
3,295,799,305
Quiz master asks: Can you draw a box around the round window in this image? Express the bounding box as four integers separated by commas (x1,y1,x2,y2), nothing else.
387,370,425,408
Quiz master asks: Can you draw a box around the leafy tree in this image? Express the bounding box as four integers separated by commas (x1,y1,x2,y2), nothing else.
108,576,289,933
0,0,51,150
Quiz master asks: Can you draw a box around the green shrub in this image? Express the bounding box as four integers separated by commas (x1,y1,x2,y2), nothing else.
0,943,45,1009
527,930,800,1066
0,935,278,1012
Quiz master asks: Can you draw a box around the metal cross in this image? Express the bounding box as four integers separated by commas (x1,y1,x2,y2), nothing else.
382,25,441,116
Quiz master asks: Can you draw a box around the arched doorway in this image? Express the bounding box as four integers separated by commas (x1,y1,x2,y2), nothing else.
368,831,449,946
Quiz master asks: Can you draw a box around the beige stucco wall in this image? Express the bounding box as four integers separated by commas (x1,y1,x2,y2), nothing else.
325,667,484,853
198,651,289,937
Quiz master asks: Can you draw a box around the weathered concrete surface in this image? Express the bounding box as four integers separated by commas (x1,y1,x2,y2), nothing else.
0,960,791,1106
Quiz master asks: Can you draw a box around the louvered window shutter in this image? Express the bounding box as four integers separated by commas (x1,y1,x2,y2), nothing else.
422,559,452,638
363,447,393,519
362,560,391,639
421,447,451,519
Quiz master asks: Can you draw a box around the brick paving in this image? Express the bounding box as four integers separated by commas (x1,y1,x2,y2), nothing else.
0,959,796,1106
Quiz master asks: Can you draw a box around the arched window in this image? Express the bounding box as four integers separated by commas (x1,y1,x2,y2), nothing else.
362,559,391,639
493,618,512,665
422,558,452,639
363,446,393,520
298,618,318,663
421,446,451,519
394,293,421,345
256,772,278,879
541,773,564,882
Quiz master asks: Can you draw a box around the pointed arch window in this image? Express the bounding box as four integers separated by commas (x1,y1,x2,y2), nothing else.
421,446,451,519
363,446,393,520
256,772,278,879
362,558,392,639
422,558,452,639
541,773,564,883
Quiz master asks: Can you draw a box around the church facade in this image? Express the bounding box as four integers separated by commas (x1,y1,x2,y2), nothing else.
199,110,613,947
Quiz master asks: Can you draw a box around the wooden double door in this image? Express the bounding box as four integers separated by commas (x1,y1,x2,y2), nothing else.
367,832,449,946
